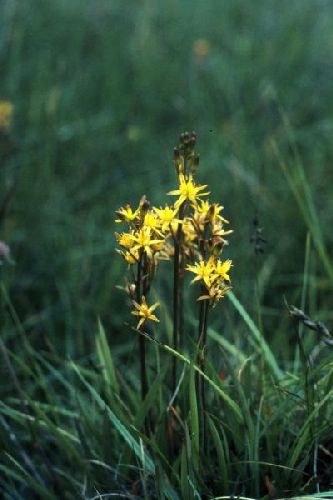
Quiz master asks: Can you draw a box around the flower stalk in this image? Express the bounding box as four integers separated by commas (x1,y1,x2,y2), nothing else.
115,131,233,446
136,253,148,402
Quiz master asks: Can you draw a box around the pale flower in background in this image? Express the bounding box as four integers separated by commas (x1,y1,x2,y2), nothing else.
0,241,11,264
192,39,211,59
0,101,14,131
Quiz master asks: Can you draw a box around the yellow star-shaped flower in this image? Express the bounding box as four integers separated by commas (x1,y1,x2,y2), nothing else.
153,205,180,232
116,249,139,265
215,259,232,282
198,283,231,304
168,174,209,208
116,232,135,249
195,200,228,224
143,212,161,231
115,204,139,224
132,296,159,329
186,256,217,288
131,227,165,258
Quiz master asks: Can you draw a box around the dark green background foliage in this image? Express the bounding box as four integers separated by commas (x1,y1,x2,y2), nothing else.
2,0,333,352
1,0,333,498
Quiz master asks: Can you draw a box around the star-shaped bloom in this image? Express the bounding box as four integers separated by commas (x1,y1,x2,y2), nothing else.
186,256,217,288
153,205,180,233
195,200,228,225
212,222,233,239
116,232,135,249
215,259,232,282
198,283,231,304
168,174,209,209
132,296,159,329
131,227,165,258
115,204,139,224
116,249,140,265
143,212,161,232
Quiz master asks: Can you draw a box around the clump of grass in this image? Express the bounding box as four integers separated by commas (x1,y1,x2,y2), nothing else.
115,132,233,441
1,133,333,499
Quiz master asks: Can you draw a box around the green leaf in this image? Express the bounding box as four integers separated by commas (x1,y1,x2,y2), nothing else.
133,365,167,429
137,331,244,424
180,444,190,500
189,366,199,472
207,415,229,495
71,361,155,474
4,453,55,500
227,291,283,380
96,318,119,396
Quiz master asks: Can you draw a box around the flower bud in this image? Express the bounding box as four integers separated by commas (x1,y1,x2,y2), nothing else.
140,196,150,212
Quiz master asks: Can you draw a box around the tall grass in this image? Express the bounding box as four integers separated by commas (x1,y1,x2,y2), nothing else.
1,0,333,497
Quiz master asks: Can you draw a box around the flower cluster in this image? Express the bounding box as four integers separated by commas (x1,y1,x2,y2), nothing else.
115,197,177,329
115,197,176,267
115,131,233,329
187,254,232,305
183,198,233,306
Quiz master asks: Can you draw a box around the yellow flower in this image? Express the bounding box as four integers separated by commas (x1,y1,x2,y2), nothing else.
0,101,13,131
131,227,165,258
198,284,231,304
168,174,209,208
215,259,232,282
117,249,139,264
212,222,233,239
116,232,135,249
143,212,161,231
182,218,197,243
195,200,228,225
115,204,139,224
132,296,159,329
186,256,217,288
153,241,174,261
153,205,179,232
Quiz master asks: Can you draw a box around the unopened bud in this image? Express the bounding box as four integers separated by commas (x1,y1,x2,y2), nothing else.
189,131,197,150
213,237,224,255
140,196,150,212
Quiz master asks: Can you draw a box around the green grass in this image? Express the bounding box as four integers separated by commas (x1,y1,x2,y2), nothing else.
1,0,333,497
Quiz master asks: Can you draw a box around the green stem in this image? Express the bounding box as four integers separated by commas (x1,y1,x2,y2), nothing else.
172,202,185,392
197,298,209,454
295,323,316,478
137,254,148,402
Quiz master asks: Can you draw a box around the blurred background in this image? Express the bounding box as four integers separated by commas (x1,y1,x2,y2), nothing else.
1,0,333,359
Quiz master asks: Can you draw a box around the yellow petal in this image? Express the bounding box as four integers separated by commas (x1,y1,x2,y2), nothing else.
149,314,159,323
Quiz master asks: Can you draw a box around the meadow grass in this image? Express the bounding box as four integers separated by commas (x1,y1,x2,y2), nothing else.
1,0,333,498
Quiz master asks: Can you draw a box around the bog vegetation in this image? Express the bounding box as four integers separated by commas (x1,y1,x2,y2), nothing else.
1,1,333,499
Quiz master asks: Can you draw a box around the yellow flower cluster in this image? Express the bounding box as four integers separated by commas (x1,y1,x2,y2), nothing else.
115,198,178,265
187,255,232,305
115,131,233,328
